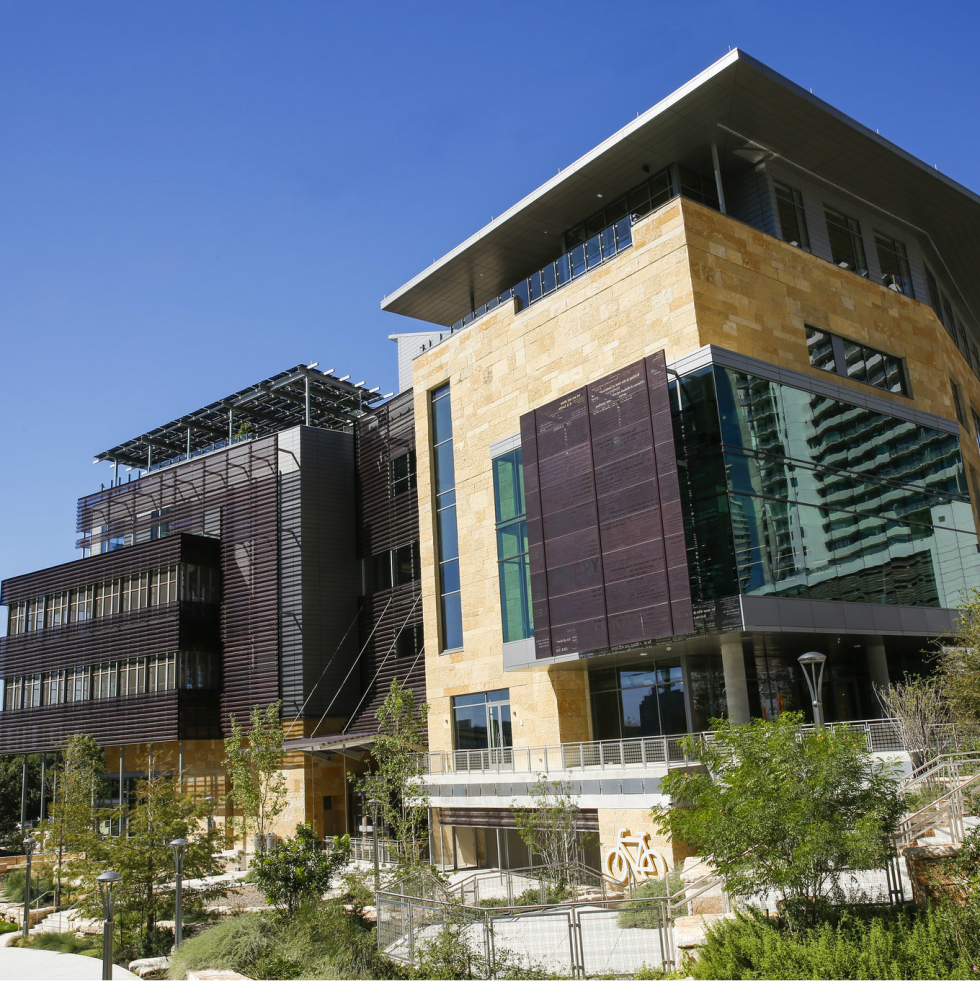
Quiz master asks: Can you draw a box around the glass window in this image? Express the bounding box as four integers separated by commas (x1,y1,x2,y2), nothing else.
396,622,424,659
393,542,420,586
8,602,26,636
493,449,533,643
824,205,867,274
26,597,45,632
926,267,944,320
373,552,393,592
48,591,69,627
674,363,980,612
390,450,417,496
805,325,908,396
805,325,836,372
432,385,463,651
4,677,23,711
452,689,512,752
875,231,914,297
774,181,810,250
588,661,687,739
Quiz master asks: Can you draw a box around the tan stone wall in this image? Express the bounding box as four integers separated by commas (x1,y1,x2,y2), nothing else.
681,198,980,527
411,201,701,758
407,195,980,860
101,738,361,851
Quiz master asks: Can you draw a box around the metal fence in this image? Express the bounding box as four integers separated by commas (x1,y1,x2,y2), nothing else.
377,887,676,978
329,835,428,867
417,719,918,776
375,844,934,978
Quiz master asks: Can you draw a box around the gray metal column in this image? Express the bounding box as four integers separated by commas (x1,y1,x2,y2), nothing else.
20,756,27,829
118,747,125,837
721,638,751,724
866,639,890,695
39,755,46,823
711,143,727,214
304,374,311,426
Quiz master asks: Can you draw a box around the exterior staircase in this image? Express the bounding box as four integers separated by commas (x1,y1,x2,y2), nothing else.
895,752,980,851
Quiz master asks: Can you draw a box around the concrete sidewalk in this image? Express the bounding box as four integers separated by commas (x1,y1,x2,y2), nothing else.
0,939,138,979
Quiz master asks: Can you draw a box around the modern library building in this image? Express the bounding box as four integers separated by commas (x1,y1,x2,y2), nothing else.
4,50,980,874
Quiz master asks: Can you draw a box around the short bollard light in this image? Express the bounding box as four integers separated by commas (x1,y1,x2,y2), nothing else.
22,837,37,939
97,870,122,981
170,837,188,947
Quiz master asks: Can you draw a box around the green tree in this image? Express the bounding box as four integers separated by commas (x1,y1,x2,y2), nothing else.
251,824,351,914
224,701,288,854
350,679,429,865
653,713,906,913
77,771,224,956
37,734,104,906
512,777,585,889
0,755,43,850
933,587,980,743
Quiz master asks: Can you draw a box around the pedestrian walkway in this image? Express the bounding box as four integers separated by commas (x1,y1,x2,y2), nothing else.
0,939,138,979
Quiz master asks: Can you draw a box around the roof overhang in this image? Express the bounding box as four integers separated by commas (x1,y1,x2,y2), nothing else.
381,48,980,328
284,732,377,758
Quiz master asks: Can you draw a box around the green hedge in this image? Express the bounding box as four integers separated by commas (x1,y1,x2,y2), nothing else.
689,904,980,980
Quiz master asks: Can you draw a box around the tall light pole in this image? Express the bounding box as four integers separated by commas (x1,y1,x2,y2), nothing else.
22,837,36,939
97,870,122,981
204,796,215,832
170,838,188,947
367,798,381,891
798,652,828,729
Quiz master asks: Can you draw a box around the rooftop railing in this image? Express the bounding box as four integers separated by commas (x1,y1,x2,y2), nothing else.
417,718,922,777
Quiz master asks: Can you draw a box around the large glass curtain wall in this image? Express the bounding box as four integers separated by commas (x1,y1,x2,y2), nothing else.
672,365,980,609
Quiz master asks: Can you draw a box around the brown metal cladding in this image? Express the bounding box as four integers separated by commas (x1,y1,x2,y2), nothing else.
348,390,425,733
74,439,281,733
1,534,219,605
520,352,693,660
0,689,221,754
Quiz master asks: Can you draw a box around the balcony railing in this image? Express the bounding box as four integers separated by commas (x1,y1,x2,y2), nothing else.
417,719,921,777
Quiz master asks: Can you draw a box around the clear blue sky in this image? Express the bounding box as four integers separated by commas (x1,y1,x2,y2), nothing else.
2,0,979,585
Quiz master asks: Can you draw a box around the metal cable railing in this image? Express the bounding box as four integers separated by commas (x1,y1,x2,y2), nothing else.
417,718,916,776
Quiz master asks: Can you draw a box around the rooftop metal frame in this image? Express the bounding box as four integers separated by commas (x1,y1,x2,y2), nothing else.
94,364,384,470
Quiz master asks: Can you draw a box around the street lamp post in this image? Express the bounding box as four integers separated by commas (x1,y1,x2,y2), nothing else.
22,837,36,939
204,796,215,831
798,652,828,729
367,798,381,890
97,870,122,981
170,838,188,947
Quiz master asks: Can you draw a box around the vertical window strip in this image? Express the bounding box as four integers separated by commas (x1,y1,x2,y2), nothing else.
493,448,533,642
431,384,463,651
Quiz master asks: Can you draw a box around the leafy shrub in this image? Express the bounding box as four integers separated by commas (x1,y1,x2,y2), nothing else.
2,869,54,903
168,900,401,980
618,875,686,928
10,931,102,956
513,883,570,907
251,825,350,913
688,903,980,980
168,913,276,978
0,920,18,934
